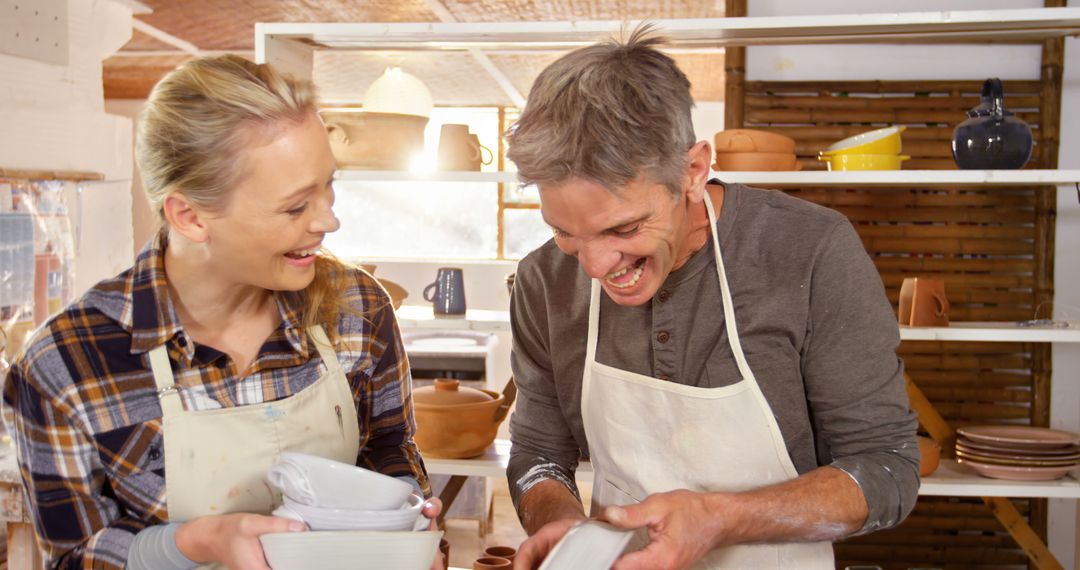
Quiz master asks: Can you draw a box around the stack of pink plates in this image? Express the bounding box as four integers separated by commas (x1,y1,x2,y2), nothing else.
956,426,1080,481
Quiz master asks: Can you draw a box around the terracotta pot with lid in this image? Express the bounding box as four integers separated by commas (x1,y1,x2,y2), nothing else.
413,379,514,458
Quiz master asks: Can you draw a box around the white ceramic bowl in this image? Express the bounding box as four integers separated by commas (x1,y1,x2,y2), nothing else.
277,493,424,531
266,452,414,510
538,520,634,570
260,530,442,570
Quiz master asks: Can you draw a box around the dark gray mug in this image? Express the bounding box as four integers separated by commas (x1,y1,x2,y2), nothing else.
423,267,466,317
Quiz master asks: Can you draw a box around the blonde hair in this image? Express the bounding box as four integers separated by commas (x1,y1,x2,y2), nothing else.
506,24,695,195
137,55,364,338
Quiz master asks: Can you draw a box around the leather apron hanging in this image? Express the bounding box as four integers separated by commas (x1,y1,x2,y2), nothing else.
149,325,360,561
581,189,834,569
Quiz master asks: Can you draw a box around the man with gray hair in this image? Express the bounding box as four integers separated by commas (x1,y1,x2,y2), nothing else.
505,25,919,569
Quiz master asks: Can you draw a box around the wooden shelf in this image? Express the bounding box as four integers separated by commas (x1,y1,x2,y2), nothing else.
395,307,1080,343
900,322,1080,343
395,305,511,332
257,9,1080,53
335,169,1080,187
920,460,1080,499
424,442,1080,500
335,170,519,184
713,169,1080,187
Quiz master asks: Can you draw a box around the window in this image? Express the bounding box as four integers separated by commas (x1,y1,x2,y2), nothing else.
324,106,550,261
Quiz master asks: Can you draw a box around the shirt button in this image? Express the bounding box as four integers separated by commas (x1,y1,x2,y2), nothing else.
657,289,671,303
657,330,670,343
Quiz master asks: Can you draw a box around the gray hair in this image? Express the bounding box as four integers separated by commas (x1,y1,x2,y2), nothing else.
506,24,696,195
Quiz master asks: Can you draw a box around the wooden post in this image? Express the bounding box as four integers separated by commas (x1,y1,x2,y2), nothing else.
983,497,1063,570
723,0,746,129
904,372,955,446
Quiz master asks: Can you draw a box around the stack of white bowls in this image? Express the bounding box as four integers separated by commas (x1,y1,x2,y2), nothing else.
261,452,441,570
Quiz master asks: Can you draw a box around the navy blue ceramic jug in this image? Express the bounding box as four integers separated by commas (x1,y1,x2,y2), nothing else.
952,78,1033,169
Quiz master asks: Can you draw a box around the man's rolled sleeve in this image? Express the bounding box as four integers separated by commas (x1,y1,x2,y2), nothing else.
506,267,583,511
803,220,920,533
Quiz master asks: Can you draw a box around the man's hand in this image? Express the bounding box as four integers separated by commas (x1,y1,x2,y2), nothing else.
603,490,725,570
512,516,583,570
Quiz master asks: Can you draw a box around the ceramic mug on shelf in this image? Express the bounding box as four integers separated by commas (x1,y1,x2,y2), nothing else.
424,267,467,317
437,124,493,171
898,277,950,327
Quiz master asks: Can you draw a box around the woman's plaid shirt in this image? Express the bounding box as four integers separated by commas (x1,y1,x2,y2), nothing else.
3,235,427,569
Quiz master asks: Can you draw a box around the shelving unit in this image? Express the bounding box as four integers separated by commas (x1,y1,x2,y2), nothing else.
336,168,1080,187
256,9,1080,59
426,442,1080,500
259,9,1080,568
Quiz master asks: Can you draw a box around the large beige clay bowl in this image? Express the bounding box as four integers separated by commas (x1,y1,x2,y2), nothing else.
320,111,427,170
414,380,506,459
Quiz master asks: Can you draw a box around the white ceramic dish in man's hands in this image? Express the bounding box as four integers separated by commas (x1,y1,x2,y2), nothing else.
538,520,634,570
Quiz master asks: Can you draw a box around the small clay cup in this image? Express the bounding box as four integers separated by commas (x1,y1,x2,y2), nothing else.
439,538,450,569
483,546,516,562
474,556,511,570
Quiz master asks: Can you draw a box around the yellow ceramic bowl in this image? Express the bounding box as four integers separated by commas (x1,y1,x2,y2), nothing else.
818,153,910,171
820,126,906,156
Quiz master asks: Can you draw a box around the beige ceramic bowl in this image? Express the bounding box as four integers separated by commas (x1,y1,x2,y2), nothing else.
413,379,506,458
320,111,427,170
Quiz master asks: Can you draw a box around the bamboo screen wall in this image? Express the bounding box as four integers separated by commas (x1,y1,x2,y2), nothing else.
726,78,1058,569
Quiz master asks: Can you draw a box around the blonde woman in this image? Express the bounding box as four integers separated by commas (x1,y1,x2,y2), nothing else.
3,55,440,569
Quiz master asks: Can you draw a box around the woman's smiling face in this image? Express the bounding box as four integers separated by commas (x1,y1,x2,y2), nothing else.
198,111,341,292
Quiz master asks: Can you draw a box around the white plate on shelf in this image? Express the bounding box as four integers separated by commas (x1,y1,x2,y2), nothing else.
538,520,634,570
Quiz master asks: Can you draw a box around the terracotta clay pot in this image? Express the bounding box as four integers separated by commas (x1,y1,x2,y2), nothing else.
713,151,801,172
713,129,796,154
918,436,941,476
413,379,507,458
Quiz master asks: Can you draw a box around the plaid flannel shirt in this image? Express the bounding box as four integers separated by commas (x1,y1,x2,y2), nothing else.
3,233,428,569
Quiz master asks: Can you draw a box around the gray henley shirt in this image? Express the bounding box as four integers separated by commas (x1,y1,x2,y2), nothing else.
507,182,920,535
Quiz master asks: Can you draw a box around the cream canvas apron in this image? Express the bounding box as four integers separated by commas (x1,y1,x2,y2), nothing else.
149,325,360,566
581,189,834,569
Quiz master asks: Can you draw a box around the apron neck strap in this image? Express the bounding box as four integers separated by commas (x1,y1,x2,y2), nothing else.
307,324,344,377
703,188,753,380
149,345,185,416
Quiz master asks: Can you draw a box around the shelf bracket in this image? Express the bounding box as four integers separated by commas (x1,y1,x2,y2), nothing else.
904,372,1064,570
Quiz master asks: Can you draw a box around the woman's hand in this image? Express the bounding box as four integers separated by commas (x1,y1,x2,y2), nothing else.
420,497,445,570
175,513,307,569
512,516,583,570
